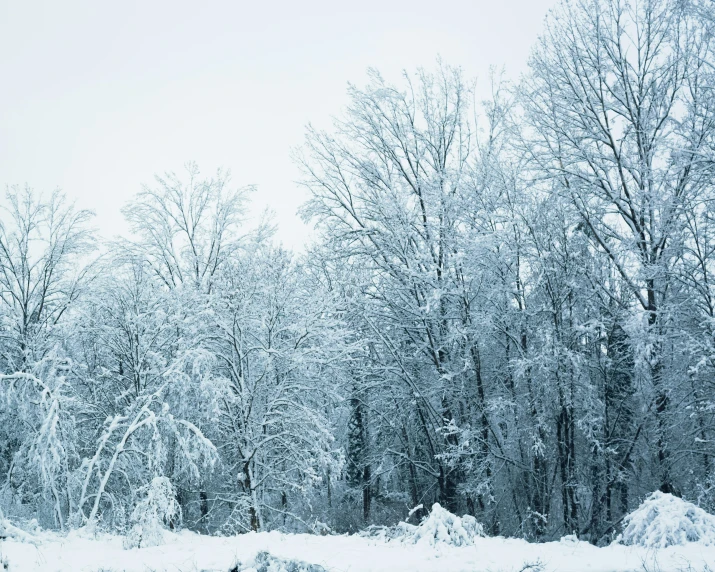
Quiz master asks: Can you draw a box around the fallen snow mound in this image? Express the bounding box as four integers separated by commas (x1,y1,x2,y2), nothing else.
230,551,327,572
620,491,715,548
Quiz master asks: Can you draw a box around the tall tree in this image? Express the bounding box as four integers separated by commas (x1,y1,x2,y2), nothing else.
523,0,715,494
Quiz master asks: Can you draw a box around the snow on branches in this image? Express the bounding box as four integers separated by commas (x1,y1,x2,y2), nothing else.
124,476,180,548
619,492,715,548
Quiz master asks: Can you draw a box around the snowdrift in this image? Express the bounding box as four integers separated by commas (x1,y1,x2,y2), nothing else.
365,503,484,547
620,491,715,548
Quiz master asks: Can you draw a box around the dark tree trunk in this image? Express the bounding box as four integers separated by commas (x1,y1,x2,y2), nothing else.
199,491,209,533
363,465,371,522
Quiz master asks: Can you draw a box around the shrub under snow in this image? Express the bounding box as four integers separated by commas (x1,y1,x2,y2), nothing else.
124,476,181,549
0,517,39,545
409,503,484,547
620,491,715,548
364,503,484,547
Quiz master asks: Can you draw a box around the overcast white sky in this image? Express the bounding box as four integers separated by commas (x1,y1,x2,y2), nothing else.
0,0,556,248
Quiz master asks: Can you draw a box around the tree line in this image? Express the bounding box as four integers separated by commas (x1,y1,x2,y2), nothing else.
1,0,715,544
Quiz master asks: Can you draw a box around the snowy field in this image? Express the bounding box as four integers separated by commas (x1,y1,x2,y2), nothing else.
3,528,715,572
5,495,715,572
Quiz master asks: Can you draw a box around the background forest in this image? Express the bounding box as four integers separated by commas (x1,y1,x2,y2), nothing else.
2,0,715,547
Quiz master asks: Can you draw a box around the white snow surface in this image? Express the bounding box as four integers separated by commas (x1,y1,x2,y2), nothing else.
3,526,715,572
620,491,715,548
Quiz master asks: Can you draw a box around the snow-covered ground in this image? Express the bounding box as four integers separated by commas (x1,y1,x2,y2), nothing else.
4,495,715,571
3,528,715,572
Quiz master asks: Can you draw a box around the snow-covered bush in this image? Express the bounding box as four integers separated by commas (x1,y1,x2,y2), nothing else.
560,534,580,545
619,491,715,547
230,551,327,572
124,476,180,549
460,514,485,541
0,360,78,530
359,521,417,542
408,503,484,547
0,518,39,545
363,503,484,547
